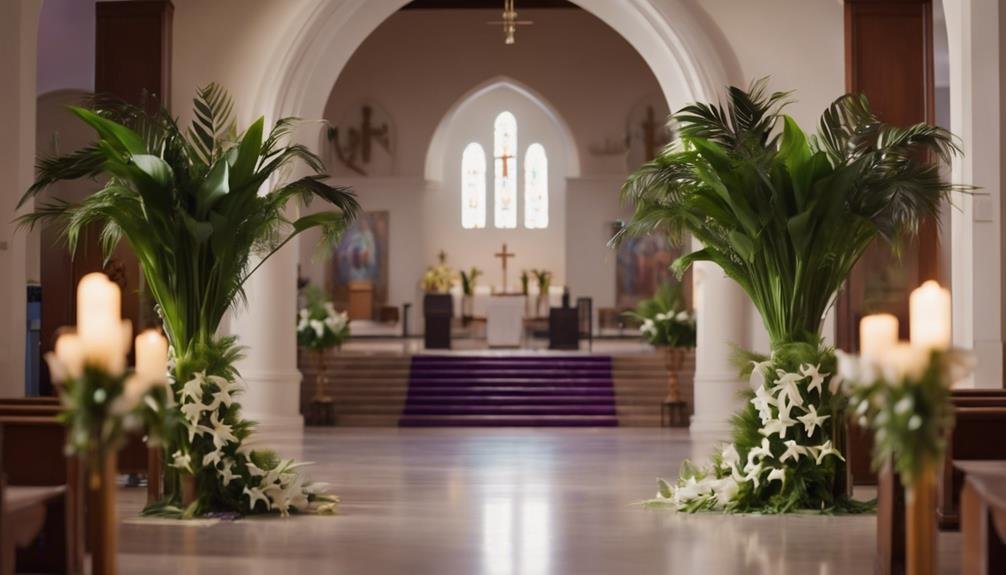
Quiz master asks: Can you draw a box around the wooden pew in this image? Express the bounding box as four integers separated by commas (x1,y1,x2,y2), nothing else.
0,416,83,574
938,406,1006,529
0,398,162,504
960,462,1006,574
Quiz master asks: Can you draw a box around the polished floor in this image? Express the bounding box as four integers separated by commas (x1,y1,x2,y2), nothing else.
117,428,962,574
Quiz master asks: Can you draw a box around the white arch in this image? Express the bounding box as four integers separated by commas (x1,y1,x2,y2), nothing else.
424,76,581,182
255,0,735,125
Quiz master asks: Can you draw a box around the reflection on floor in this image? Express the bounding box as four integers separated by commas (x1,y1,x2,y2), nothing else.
117,428,962,574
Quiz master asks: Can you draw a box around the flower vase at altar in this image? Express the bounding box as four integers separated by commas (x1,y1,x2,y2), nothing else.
298,286,350,426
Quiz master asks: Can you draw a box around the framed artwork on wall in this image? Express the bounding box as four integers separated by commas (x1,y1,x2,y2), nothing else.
328,211,390,314
612,222,683,311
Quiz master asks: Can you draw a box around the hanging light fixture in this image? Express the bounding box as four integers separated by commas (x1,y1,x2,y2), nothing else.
487,0,533,45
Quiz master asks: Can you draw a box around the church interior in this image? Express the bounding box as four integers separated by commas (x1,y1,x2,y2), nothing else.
2,0,1006,573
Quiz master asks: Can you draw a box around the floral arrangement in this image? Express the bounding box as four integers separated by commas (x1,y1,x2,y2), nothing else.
297,286,350,350
421,263,455,293
617,79,965,512
18,84,355,517
520,270,530,295
459,267,482,297
626,282,696,348
647,343,852,512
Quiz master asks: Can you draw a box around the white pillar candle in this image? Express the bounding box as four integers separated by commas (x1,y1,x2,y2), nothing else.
860,313,899,359
135,330,168,382
910,280,952,351
76,273,126,375
54,332,85,380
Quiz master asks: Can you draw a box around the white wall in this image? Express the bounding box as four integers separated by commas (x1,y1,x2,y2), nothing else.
36,0,95,95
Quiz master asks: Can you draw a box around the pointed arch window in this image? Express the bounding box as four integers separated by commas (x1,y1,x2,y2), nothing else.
523,143,548,229
493,111,518,229
461,142,487,229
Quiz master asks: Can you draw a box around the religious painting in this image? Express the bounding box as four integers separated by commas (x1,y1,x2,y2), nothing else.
613,222,681,311
328,211,390,308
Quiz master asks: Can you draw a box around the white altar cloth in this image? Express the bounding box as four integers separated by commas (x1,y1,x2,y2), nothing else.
486,295,525,347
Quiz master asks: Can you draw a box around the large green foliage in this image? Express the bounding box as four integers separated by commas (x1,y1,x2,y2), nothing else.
616,79,963,346
19,84,359,356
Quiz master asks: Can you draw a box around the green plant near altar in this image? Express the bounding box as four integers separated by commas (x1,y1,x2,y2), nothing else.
520,270,530,295
625,282,696,348
532,269,552,294
619,79,965,512
297,285,350,350
459,267,483,297
18,84,356,517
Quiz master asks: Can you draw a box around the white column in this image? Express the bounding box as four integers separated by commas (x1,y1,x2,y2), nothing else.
0,0,41,398
946,0,1004,388
230,240,304,438
690,260,748,437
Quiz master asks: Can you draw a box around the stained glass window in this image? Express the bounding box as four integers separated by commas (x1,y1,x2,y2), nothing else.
461,142,487,229
523,143,548,229
493,111,518,229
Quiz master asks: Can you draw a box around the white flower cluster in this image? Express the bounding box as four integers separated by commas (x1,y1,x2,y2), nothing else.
297,302,349,341
640,310,693,336
170,370,328,515
656,362,845,511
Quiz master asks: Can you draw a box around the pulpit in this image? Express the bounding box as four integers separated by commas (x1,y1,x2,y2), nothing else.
423,293,452,349
486,295,524,347
348,281,374,321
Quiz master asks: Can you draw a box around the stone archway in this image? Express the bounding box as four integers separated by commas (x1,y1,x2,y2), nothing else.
231,0,755,437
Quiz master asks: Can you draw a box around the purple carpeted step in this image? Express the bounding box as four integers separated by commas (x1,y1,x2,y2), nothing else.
399,354,617,427
399,414,619,427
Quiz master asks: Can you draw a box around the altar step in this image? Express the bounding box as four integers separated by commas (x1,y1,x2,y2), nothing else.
298,349,693,427
399,355,617,427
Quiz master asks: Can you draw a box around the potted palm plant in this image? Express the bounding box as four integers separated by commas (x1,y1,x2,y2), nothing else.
19,84,354,517
532,269,552,318
459,266,482,323
625,282,696,425
620,79,966,512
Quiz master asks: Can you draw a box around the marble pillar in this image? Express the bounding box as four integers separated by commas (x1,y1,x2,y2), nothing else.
230,240,305,440
689,259,748,438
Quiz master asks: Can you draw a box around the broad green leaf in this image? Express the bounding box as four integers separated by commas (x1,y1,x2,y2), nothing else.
230,117,264,188
69,106,145,155
130,154,174,189
197,160,230,217
728,229,757,262
787,209,814,253
181,213,213,243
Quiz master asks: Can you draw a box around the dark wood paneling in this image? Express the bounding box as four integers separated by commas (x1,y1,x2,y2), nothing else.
95,1,173,108
839,0,936,353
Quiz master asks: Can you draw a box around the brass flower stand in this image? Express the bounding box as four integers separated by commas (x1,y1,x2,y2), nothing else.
660,347,689,427
307,348,336,426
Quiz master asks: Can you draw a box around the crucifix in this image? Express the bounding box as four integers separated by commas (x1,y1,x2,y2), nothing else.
494,243,515,293
496,147,514,178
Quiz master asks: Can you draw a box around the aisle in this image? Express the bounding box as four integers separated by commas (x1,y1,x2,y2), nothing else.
117,428,957,574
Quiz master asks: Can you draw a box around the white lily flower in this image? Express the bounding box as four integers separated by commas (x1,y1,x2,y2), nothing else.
743,459,765,489
245,460,267,477
894,396,914,415
184,419,212,443
711,477,739,506
171,450,193,473
775,369,806,408
243,486,270,511
800,363,829,396
203,448,224,467
766,467,786,485
748,438,773,462
180,400,207,423
209,411,239,450
749,360,772,390
813,440,845,465
779,440,805,463
298,308,310,320
760,415,796,440
797,404,830,437
675,310,690,322
180,372,207,403
219,458,239,486
720,443,740,467
751,384,778,424
310,319,325,338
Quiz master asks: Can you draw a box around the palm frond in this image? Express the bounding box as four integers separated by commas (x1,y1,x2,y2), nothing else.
188,83,235,166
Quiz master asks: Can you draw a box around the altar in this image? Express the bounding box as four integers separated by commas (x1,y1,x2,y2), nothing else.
485,294,525,347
